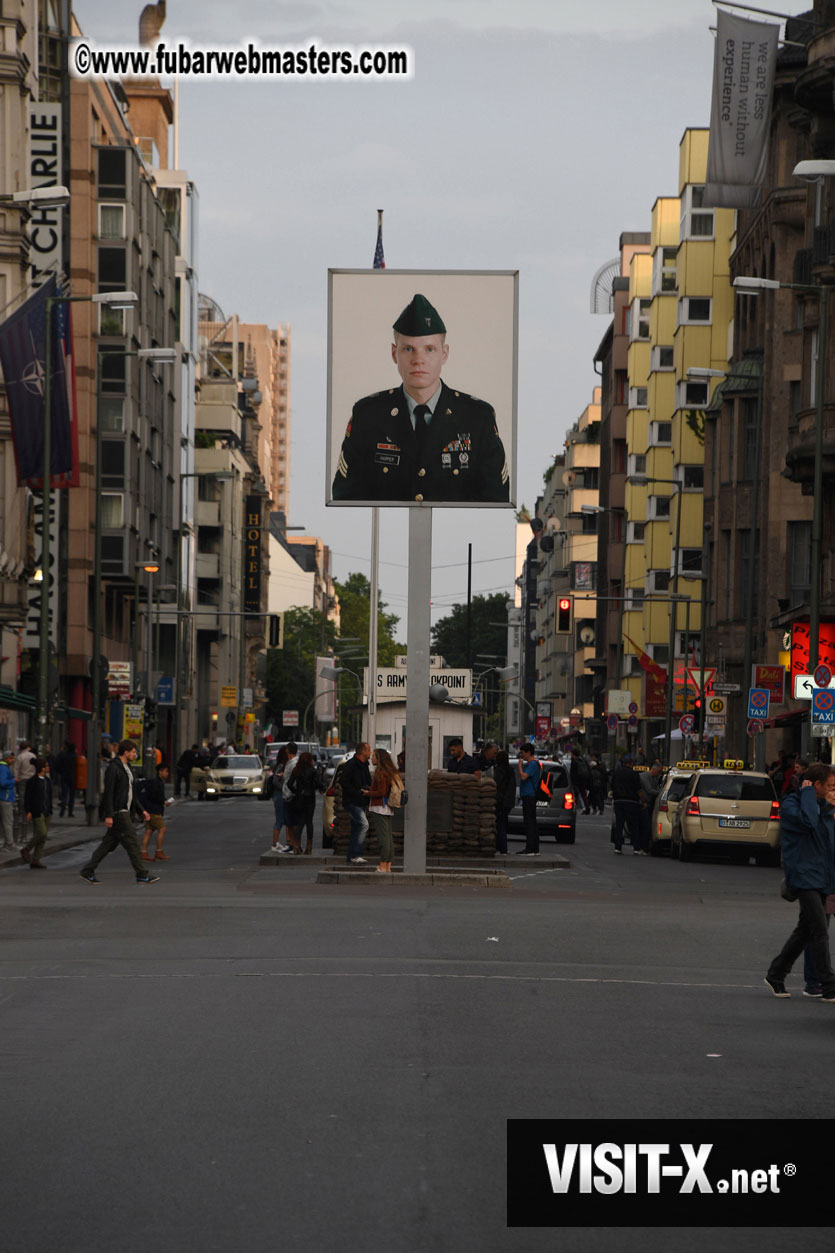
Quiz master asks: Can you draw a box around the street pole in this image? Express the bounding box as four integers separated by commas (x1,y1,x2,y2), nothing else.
663,482,683,767
86,349,104,823
809,284,828,675
741,371,765,763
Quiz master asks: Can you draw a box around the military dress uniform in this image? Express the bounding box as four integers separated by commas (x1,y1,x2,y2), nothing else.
331,380,510,504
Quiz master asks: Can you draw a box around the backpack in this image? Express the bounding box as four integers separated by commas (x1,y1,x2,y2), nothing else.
536,766,553,803
388,775,408,809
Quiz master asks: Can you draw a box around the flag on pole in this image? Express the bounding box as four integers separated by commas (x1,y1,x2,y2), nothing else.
373,208,385,269
624,634,667,684
0,276,75,487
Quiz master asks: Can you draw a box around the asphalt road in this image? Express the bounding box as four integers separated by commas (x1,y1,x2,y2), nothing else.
1,799,830,1252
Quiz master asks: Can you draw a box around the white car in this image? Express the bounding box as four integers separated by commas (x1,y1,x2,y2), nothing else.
204,754,267,799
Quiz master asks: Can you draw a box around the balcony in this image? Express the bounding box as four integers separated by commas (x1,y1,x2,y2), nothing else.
784,402,835,489
195,379,242,444
196,552,220,580
196,500,220,528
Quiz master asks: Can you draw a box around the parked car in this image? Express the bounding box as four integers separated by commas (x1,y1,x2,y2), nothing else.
507,759,576,844
264,740,321,769
204,754,268,799
670,768,781,864
649,767,698,856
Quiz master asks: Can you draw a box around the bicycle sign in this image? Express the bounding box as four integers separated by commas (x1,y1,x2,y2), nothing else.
747,688,770,720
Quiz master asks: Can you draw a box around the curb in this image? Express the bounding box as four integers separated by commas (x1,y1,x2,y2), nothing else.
316,869,511,888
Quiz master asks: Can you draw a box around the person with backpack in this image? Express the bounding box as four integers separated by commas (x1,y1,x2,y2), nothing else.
517,743,542,856
369,748,403,873
283,749,318,855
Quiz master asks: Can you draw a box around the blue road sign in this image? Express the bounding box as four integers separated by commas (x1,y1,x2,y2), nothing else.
606,713,618,731
812,688,835,724
746,688,769,720
156,676,175,705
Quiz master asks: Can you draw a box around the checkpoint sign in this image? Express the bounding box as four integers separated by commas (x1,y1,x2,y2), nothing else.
811,687,835,725
747,688,770,720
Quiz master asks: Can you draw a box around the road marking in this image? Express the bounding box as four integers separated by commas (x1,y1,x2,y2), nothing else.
0,969,777,990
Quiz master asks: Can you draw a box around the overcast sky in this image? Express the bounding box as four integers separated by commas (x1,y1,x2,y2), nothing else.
73,0,811,639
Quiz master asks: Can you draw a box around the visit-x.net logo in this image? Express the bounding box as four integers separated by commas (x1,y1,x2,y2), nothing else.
507,1121,825,1227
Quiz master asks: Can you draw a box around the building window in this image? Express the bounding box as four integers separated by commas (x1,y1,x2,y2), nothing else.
681,465,704,490
652,345,675,371
649,495,671,519
628,453,646,477
581,512,598,534
677,379,709,408
97,147,127,198
648,643,669,664
647,570,670,593
614,440,627,473
627,520,645,544
788,520,812,606
98,305,124,336
100,534,124,575
678,548,703,575
100,351,126,394
98,204,125,240
625,590,645,611
680,297,712,325
741,396,758,479
681,185,715,240
789,379,802,429
629,297,651,341
629,386,648,409
98,246,127,290
738,529,760,616
100,493,124,529
101,440,125,488
99,398,124,432
649,421,672,446
652,246,678,295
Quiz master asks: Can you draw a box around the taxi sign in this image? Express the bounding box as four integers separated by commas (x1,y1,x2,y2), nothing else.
677,759,711,770
722,759,745,770
747,688,770,720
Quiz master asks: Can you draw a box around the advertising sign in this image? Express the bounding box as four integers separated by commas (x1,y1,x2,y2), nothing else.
124,704,144,764
535,716,550,739
753,664,785,705
106,661,132,698
606,690,632,715
220,685,237,708
326,269,518,508
791,621,835,689
243,495,263,614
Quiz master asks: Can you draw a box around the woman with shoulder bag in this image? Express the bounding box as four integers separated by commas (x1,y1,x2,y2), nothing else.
369,748,401,873
284,751,318,855
270,746,291,854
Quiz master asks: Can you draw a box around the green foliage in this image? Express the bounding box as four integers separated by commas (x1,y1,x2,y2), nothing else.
264,606,336,734
431,593,509,670
334,572,403,668
685,408,705,445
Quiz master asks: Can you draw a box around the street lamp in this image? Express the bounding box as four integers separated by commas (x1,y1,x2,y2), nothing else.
628,474,685,765
0,186,71,207
320,664,362,745
734,275,830,687
137,558,159,770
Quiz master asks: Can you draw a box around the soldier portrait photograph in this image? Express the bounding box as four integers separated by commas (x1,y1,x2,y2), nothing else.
327,270,517,508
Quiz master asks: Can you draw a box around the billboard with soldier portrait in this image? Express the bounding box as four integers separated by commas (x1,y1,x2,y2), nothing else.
326,269,518,508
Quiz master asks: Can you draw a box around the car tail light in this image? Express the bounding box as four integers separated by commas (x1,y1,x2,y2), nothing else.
769,800,780,821
563,791,574,810
659,798,668,812
327,786,335,797
686,796,700,816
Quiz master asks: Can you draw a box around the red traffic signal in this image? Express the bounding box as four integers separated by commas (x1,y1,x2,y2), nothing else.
556,596,572,634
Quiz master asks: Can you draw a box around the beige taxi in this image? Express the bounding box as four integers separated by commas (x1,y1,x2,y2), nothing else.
670,767,781,865
649,762,706,856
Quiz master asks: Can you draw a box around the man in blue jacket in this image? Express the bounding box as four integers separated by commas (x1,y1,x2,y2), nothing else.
765,763,835,1000
0,749,18,851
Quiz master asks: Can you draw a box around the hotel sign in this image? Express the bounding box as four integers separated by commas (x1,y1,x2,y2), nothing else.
244,494,262,614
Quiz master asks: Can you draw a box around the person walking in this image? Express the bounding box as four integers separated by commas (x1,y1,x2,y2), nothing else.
54,740,77,818
610,755,649,854
283,750,319,855
20,757,52,869
176,745,198,797
369,748,401,872
79,740,158,884
140,764,174,862
569,750,593,815
588,755,608,816
516,743,542,856
0,749,17,852
340,742,372,864
493,749,516,856
14,742,36,802
765,763,835,1000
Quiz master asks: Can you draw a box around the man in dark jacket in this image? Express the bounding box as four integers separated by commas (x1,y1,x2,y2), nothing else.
54,740,77,817
140,764,173,863
79,741,158,884
610,756,649,855
340,743,372,865
20,757,52,869
765,764,835,999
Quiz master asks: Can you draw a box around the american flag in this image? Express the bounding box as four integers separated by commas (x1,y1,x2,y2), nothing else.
373,209,385,269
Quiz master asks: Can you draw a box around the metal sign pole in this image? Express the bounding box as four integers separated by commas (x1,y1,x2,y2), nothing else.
403,507,432,876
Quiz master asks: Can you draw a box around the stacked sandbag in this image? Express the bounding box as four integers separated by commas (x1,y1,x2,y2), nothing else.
330,771,497,860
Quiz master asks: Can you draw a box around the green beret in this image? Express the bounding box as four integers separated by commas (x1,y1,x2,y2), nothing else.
393,293,446,336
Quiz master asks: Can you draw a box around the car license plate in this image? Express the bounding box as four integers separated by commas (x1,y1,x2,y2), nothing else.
536,801,549,807
718,818,750,828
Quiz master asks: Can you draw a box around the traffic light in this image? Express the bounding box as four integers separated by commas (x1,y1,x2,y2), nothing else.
556,596,572,634
268,614,283,648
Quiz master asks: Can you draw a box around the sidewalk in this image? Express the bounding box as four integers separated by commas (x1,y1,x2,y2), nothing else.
0,796,188,870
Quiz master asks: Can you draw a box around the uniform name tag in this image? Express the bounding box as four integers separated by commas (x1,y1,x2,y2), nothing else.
374,452,400,466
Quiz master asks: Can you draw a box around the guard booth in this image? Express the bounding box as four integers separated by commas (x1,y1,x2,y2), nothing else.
360,655,476,770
